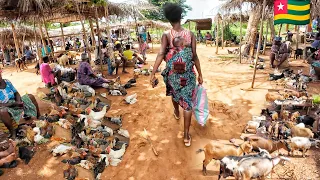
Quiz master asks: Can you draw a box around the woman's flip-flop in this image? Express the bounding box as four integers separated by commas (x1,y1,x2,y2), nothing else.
173,110,180,120
184,135,192,147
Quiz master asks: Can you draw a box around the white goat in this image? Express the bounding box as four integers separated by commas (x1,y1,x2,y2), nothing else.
235,156,290,180
219,148,271,180
287,137,320,157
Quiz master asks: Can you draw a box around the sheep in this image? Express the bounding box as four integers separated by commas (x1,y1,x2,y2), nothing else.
287,121,314,138
244,135,291,153
219,148,271,180
286,137,320,157
196,141,253,176
244,120,261,133
235,156,290,180
57,54,69,66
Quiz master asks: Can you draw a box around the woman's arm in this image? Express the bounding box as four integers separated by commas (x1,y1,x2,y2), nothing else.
191,33,203,84
150,33,168,79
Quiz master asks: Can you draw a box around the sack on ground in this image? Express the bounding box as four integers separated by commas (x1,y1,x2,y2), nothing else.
193,85,209,126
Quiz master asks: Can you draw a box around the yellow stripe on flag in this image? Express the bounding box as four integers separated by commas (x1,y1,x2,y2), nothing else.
274,14,310,21
288,4,310,11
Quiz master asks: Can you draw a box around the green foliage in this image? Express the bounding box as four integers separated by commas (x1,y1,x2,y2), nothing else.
143,0,192,21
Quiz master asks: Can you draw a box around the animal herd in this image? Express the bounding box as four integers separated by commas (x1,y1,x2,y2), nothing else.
197,107,320,180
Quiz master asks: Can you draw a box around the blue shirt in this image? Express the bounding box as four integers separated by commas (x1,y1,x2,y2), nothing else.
312,40,320,49
25,50,33,58
41,45,52,57
0,80,17,103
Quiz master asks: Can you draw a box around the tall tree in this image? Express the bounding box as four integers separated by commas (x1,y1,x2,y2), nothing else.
143,0,192,21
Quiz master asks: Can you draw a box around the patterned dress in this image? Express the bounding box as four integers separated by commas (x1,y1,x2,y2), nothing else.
161,29,196,111
0,80,37,123
77,61,109,87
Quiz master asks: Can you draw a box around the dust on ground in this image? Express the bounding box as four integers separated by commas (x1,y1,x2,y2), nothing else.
1,44,320,180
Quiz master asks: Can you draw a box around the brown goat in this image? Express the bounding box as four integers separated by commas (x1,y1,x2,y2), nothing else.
196,141,253,175
244,135,291,153
287,122,314,138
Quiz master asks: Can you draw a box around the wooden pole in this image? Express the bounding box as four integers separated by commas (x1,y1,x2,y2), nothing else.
295,25,299,51
21,28,27,55
251,0,267,88
262,19,269,55
33,19,39,62
38,23,47,57
89,19,96,48
278,24,283,37
60,23,66,50
43,21,54,57
239,0,243,63
104,4,112,47
95,7,102,70
221,17,224,49
303,26,307,60
285,24,289,32
215,18,219,54
11,23,22,58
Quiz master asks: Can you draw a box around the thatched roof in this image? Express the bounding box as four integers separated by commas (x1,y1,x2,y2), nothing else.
100,20,171,30
0,26,40,46
0,0,156,22
224,12,250,22
185,18,212,30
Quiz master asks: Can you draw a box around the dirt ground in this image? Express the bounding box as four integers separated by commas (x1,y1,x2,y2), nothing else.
1,44,320,180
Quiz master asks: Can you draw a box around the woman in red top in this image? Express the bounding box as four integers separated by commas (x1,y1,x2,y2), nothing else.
150,3,203,147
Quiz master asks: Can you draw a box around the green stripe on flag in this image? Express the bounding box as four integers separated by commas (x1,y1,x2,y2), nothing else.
274,19,310,25
288,0,310,6
288,9,310,15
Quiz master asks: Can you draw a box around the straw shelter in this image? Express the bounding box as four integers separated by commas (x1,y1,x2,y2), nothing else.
185,18,212,30
0,26,40,46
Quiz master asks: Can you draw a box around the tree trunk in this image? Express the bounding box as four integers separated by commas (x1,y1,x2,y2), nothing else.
262,20,269,55
245,5,262,58
11,23,22,58
89,19,96,47
60,23,66,50
269,18,275,42
215,19,219,54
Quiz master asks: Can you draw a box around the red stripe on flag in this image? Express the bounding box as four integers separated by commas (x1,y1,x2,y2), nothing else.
274,0,288,15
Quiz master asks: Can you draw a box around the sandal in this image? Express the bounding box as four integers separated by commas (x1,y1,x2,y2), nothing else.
173,109,180,120
184,134,192,147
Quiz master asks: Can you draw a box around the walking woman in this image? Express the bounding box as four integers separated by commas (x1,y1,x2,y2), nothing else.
150,3,203,147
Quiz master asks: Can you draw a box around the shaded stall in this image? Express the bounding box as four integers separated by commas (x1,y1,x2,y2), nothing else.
185,18,212,31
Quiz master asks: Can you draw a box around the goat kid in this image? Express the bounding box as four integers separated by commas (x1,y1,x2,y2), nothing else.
219,148,271,180
235,156,290,180
196,141,253,176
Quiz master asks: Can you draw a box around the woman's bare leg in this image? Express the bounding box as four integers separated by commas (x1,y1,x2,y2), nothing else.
184,110,192,141
0,109,16,138
28,94,40,118
172,98,179,118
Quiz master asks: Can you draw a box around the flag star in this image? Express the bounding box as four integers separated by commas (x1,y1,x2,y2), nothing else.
278,2,284,10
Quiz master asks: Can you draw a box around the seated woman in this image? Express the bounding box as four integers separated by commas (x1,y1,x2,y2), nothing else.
270,37,289,68
24,46,35,61
40,56,61,87
77,53,111,87
0,69,40,138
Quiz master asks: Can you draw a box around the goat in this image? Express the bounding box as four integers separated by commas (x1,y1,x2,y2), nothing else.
290,111,300,122
294,48,303,59
280,110,290,121
235,156,290,180
286,137,320,157
244,135,291,153
219,148,271,179
15,56,28,72
296,115,315,127
196,141,253,175
287,121,314,138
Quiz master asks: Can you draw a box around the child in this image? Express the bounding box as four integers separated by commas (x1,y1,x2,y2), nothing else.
40,56,61,87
